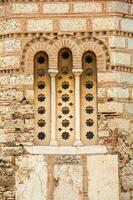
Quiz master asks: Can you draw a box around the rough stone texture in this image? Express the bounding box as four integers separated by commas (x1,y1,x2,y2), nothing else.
128,38,133,50
74,2,102,13
109,36,126,48
107,88,129,99
0,56,20,68
27,20,53,32
11,3,38,14
107,2,128,13
87,155,119,200
121,18,133,32
2,39,21,52
15,155,48,200
0,19,21,35
92,17,120,30
111,52,131,66
59,19,87,31
43,3,70,13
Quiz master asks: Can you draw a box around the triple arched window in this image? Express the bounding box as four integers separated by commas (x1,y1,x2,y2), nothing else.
34,48,97,146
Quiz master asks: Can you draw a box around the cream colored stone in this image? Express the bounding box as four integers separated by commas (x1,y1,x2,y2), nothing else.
125,104,133,114
107,1,128,13
87,155,119,200
128,38,133,50
59,19,87,31
24,146,108,155
0,19,21,35
0,134,15,143
43,3,70,13
92,17,120,31
27,20,53,32
54,164,83,200
107,88,129,99
11,3,38,14
0,56,20,68
121,18,133,32
98,102,123,113
111,52,131,66
98,131,109,137
109,36,126,48
16,155,47,200
131,5,133,14
98,88,106,98
74,2,102,13
3,39,21,52
9,75,33,85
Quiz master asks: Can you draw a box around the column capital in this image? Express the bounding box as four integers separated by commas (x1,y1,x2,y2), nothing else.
48,69,58,76
72,68,83,76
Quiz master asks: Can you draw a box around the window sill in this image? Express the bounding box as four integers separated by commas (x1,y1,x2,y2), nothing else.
24,145,108,155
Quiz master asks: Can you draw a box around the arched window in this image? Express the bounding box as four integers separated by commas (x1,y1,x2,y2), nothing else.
34,51,51,145
81,51,97,145
56,48,75,146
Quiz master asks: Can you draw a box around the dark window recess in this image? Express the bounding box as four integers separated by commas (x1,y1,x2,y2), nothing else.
37,94,46,102
85,55,93,63
37,107,46,114
85,93,94,101
86,119,94,127
84,68,93,76
62,107,70,115
61,51,70,59
62,132,70,140
86,131,94,140
38,119,46,127
86,106,94,114
38,132,46,140
62,94,70,102
37,56,45,64
37,68,45,77
62,81,70,89
85,81,93,89
38,81,46,89
62,119,70,127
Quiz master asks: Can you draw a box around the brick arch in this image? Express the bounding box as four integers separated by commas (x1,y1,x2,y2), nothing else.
78,37,110,71
49,38,81,69
21,37,52,74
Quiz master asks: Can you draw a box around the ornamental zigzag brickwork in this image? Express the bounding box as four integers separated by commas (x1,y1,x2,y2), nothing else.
0,0,133,200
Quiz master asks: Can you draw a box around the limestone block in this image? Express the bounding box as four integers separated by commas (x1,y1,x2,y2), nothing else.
120,192,131,200
98,131,109,137
27,20,53,32
11,3,38,14
98,72,121,83
121,18,133,32
9,75,33,86
109,36,126,48
0,56,20,68
53,164,83,200
98,88,106,98
87,155,119,200
43,3,70,13
3,39,21,52
128,38,133,50
16,155,47,200
98,102,123,113
131,5,133,14
2,146,24,156
111,52,131,66
74,2,102,13
59,19,87,31
0,19,21,35
24,90,34,100
107,88,129,99
125,104,133,114
113,118,130,132
120,73,133,84
92,17,120,31
107,1,128,13
0,134,15,143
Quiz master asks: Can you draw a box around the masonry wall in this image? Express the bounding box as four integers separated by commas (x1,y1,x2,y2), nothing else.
0,1,133,200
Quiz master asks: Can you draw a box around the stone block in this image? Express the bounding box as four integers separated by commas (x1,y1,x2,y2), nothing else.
0,56,20,68
98,131,109,137
15,155,47,200
111,52,131,66
98,72,121,83
54,164,83,200
107,88,129,99
0,19,21,35
125,104,133,114
74,2,102,13
92,17,120,31
109,36,126,48
87,155,119,200
128,38,133,50
120,192,131,200
121,18,133,32
59,19,87,31
11,3,38,14
0,134,15,143
98,102,123,113
43,3,70,13
131,5,133,14
98,88,106,98
106,1,128,13
3,39,21,52
27,20,53,32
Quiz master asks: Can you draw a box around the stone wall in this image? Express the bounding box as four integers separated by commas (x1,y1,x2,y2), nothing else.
0,0,133,200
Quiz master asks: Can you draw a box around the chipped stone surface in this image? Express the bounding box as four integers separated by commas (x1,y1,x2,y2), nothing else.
109,36,126,48
2,39,21,52
0,56,20,68
87,155,119,200
74,2,102,13
27,20,53,32
0,19,21,35
43,3,70,13
54,164,83,200
111,52,131,66
98,102,123,113
107,2,128,13
107,88,129,99
11,3,38,14
128,38,133,50
59,19,87,31
121,18,133,32
15,155,47,200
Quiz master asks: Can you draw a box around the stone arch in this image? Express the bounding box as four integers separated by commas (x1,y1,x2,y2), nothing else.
49,38,81,69
78,37,110,71
21,37,52,74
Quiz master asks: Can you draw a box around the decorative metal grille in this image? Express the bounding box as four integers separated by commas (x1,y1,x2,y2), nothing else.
34,51,51,145
56,49,75,145
81,52,97,145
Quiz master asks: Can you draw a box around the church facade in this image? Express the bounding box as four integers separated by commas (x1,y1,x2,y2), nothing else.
0,0,133,199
